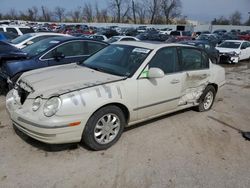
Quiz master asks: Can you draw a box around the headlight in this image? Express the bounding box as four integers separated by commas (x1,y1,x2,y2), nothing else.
32,97,42,111
43,97,61,117
228,51,238,57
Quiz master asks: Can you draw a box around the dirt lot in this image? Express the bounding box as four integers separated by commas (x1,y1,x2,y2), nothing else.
0,61,250,188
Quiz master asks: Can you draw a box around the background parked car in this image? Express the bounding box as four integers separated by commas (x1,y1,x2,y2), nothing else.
169,30,192,41
5,41,225,150
216,40,250,63
107,36,140,43
0,25,34,35
0,37,108,90
0,41,27,93
179,40,220,63
196,34,220,46
11,32,69,49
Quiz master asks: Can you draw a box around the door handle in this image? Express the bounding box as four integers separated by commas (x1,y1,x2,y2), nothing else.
171,79,180,84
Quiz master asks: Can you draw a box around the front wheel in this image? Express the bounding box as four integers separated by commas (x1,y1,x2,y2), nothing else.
195,85,216,112
82,105,125,150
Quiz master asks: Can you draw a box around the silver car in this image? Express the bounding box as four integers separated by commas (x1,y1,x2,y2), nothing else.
6,41,225,150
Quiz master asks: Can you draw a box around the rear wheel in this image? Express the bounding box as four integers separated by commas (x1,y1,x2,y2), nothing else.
82,105,125,150
195,85,216,112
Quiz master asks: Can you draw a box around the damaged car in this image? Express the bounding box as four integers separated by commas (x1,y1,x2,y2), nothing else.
216,40,250,63
6,41,225,150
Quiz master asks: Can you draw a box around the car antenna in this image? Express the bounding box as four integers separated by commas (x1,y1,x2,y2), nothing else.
208,116,250,141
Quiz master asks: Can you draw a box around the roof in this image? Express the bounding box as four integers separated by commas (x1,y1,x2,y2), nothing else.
27,32,68,37
223,40,248,43
114,41,190,50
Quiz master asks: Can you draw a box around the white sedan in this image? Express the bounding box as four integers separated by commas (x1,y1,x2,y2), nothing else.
216,40,250,63
11,32,69,49
6,42,225,150
107,36,140,43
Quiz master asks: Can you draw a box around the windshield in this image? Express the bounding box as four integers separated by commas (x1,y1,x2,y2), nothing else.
218,41,241,49
11,33,33,44
19,28,35,34
197,35,209,40
82,44,151,77
22,38,60,57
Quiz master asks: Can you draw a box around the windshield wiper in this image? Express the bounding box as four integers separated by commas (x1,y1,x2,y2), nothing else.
83,64,125,77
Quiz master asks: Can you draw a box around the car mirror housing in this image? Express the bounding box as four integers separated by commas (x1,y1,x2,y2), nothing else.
147,68,165,79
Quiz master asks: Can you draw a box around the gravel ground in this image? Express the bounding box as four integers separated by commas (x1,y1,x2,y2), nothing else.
0,61,250,188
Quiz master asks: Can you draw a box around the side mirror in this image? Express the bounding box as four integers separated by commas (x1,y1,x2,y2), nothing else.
53,52,65,61
241,46,246,50
147,68,165,79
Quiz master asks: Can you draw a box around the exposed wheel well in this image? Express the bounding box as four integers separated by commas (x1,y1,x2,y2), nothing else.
208,83,218,93
94,103,130,123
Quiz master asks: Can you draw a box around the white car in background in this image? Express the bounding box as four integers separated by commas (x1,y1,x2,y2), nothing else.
216,40,250,63
107,36,140,43
88,34,108,41
0,25,34,35
11,32,70,49
6,42,225,150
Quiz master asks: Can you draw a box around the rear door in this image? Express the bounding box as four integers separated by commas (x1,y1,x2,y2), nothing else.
179,47,210,105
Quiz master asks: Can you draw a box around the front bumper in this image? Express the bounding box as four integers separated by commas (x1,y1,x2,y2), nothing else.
6,90,85,144
219,54,239,64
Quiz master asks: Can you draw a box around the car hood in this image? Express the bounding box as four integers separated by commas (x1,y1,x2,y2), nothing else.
18,63,125,98
215,47,240,54
0,51,27,60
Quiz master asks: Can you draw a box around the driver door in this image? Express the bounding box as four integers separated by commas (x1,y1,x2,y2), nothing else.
136,47,184,120
240,42,250,60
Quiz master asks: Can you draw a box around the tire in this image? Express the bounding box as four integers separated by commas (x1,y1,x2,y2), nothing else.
82,105,125,150
194,85,216,112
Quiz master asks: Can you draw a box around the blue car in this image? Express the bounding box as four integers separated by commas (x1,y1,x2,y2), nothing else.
0,37,108,93
0,32,18,41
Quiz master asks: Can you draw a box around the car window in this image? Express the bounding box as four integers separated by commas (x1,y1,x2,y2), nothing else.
181,48,207,71
19,28,34,34
83,44,150,77
87,42,106,55
0,28,4,32
149,47,180,74
241,42,249,49
6,28,18,34
43,41,86,59
11,33,33,44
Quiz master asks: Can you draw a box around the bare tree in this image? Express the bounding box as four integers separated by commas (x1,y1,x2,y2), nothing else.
229,11,242,25
9,8,18,19
136,1,146,24
131,0,137,24
41,6,52,21
147,0,160,24
54,6,66,22
31,6,39,21
82,2,93,22
161,0,181,24
100,9,109,22
109,0,130,23
68,6,82,22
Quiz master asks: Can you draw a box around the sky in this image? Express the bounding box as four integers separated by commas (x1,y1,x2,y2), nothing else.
0,0,249,22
